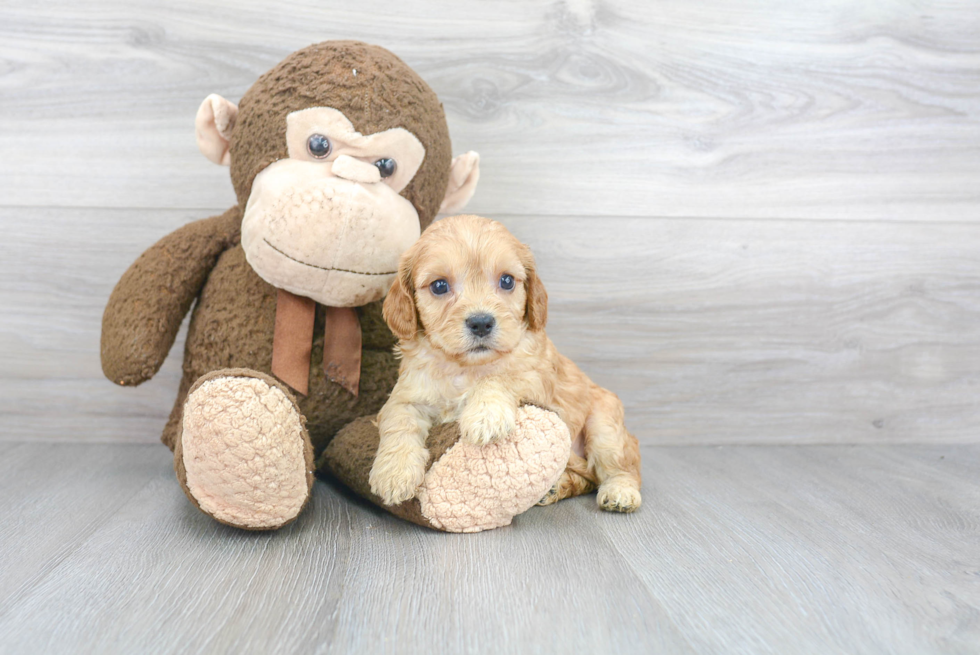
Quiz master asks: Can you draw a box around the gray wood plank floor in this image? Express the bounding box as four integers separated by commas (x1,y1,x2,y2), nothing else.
0,442,977,654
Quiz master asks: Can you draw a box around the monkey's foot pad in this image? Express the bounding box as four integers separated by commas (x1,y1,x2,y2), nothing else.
176,371,314,530
418,406,572,533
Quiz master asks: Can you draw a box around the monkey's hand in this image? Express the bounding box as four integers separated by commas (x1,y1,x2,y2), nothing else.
369,436,429,505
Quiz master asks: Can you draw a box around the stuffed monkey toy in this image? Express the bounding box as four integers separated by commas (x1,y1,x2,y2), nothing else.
101,42,570,532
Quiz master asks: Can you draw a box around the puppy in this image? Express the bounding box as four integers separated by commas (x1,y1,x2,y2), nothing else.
369,215,641,512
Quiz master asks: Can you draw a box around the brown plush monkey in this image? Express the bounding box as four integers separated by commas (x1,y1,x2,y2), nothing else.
102,42,480,529
101,42,569,532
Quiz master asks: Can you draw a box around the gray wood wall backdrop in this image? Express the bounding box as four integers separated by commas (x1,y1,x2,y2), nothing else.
1,0,978,446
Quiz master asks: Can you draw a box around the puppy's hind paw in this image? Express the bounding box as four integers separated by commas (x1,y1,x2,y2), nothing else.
537,485,560,506
597,481,641,513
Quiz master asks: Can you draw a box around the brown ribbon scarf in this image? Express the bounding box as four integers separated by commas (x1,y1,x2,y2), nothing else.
271,289,361,397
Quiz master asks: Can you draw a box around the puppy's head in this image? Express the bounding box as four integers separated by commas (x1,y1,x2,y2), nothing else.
383,215,547,364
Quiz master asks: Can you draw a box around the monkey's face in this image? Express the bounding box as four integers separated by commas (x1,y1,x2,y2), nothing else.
195,42,481,308
240,108,426,307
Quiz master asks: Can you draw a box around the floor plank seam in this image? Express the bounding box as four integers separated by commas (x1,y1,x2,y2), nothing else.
5,205,980,227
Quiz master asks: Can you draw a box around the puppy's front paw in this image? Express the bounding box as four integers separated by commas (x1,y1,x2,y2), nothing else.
459,401,517,446
597,479,642,513
369,442,429,506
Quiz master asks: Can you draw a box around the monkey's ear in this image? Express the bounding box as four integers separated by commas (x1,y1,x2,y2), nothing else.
439,151,480,214
195,94,239,166
383,250,420,341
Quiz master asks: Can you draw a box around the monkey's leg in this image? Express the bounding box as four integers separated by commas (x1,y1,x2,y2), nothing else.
536,453,598,506
174,369,314,530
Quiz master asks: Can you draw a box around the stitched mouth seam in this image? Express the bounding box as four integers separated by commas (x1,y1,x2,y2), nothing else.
263,239,396,276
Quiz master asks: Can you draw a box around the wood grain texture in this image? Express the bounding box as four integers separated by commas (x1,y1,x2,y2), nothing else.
4,207,979,445
0,442,976,654
0,0,978,219
601,444,980,655
0,208,193,443
510,215,980,445
3,3,978,653
0,443,159,617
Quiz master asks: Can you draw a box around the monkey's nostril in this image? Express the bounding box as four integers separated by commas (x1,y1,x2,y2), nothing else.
465,313,495,338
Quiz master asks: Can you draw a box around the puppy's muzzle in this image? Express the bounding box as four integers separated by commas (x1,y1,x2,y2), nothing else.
465,313,495,338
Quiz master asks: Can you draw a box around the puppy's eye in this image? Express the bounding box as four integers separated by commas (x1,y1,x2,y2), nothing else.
374,158,397,179
307,134,331,159
499,274,515,291
430,279,450,296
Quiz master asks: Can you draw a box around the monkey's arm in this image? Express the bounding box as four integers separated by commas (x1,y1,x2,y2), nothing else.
101,207,241,386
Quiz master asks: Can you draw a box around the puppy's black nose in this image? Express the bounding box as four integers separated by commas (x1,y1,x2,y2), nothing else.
466,313,496,338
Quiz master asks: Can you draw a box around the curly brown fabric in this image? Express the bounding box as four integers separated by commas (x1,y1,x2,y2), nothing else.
101,206,242,386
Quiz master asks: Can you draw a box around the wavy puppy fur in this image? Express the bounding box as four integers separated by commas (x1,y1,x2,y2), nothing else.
370,215,642,512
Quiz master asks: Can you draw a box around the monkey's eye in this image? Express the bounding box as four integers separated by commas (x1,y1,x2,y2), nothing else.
374,158,397,179
430,279,450,296
307,134,332,159
499,274,515,291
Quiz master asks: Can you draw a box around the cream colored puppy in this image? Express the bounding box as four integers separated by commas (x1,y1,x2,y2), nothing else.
369,215,641,512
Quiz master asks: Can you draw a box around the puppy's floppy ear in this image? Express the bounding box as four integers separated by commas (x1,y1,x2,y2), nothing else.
520,245,548,331
383,244,420,340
